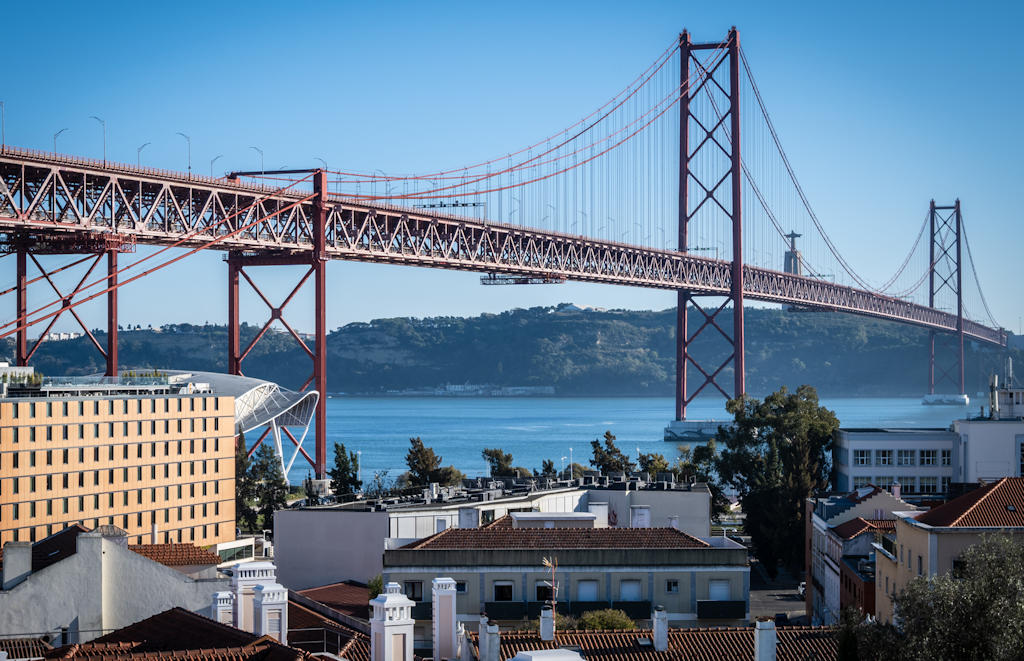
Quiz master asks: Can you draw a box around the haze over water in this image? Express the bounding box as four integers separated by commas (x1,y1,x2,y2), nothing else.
283,396,970,484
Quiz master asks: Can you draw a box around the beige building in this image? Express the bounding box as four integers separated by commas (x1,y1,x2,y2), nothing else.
0,369,317,547
382,512,748,650
873,477,1024,624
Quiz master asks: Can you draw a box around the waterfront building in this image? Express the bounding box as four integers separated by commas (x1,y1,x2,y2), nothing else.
872,476,1024,625
804,486,919,625
382,513,748,650
274,474,713,589
0,367,316,547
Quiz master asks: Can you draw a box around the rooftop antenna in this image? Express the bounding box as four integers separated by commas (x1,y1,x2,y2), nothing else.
1007,355,1014,389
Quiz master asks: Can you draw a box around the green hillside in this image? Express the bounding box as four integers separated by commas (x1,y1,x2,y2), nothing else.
5,305,1017,397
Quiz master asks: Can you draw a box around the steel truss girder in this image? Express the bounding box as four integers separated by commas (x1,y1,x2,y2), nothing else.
0,150,1006,349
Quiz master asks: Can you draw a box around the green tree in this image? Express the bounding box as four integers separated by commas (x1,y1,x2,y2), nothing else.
328,442,362,496
589,431,636,473
673,442,730,518
235,433,259,532
251,443,289,535
637,452,670,476
405,437,441,485
482,448,516,476
404,437,465,486
564,462,587,479
368,574,384,599
535,459,557,477
713,385,838,576
577,609,635,630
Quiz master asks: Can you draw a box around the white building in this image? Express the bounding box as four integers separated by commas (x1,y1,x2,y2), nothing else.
834,428,957,496
275,477,713,590
0,524,287,645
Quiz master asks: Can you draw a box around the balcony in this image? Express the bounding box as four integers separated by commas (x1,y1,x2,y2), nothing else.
696,600,747,620
481,600,653,621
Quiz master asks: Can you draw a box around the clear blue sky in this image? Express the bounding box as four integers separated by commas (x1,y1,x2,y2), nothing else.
3,0,1022,335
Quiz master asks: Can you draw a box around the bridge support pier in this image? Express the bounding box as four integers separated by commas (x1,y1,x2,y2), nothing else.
226,170,329,479
674,27,746,421
926,199,965,396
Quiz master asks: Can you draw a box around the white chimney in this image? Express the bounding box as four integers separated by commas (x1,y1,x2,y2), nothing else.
210,591,235,625
254,583,288,644
231,561,277,634
1,542,32,590
370,582,415,661
482,621,500,661
892,482,901,499
432,577,458,661
652,606,668,652
754,618,777,661
151,522,159,544
478,615,490,661
539,604,554,641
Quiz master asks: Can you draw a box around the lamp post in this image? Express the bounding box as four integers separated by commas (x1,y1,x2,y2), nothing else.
175,132,191,178
250,146,264,176
357,450,362,485
560,456,567,478
53,128,68,153
569,447,573,477
210,154,223,178
89,115,106,164
136,142,150,167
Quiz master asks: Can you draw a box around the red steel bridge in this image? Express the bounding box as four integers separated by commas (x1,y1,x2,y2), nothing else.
0,29,1006,477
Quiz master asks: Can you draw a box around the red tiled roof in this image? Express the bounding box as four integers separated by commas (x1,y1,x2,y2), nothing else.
915,478,1024,528
287,600,369,661
483,515,514,529
128,543,221,567
296,581,370,620
830,517,895,540
46,608,309,660
471,626,837,661
0,637,53,659
404,526,709,550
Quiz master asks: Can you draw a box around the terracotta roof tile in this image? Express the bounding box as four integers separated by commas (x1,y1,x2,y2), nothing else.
287,600,369,661
473,626,837,661
404,526,709,550
128,543,221,567
916,478,1024,528
830,517,895,540
0,637,53,659
296,581,370,620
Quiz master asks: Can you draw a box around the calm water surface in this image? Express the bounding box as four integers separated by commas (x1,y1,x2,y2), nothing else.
283,396,969,484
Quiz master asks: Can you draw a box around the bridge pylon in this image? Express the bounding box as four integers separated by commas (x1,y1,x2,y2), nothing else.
926,199,965,397
675,27,745,420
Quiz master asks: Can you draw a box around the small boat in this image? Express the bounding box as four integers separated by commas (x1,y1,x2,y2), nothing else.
922,393,969,406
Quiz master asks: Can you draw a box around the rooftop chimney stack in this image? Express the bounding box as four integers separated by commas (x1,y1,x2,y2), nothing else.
432,577,458,661
892,482,901,499
652,606,668,652
482,621,500,661
1,542,32,590
539,604,555,641
478,615,490,661
210,591,235,625
370,582,415,661
253,583,288,644
754,617,777,661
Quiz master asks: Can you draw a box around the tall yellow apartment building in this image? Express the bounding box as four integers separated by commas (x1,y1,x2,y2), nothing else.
0,372,237,546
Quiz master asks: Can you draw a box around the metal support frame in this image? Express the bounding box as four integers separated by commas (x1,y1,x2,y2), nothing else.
227,169,329,478
927,199,965,395
11,236,124,372
675,27,745,420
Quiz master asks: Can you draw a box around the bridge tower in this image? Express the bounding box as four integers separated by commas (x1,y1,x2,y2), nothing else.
227,170,329,479
926,199,965,396
675,27,745,421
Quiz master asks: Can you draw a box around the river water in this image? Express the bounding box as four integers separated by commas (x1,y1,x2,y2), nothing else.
282,396,970,484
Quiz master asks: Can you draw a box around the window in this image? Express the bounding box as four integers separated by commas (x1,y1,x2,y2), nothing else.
919,476,938,494
402,581,423,601
708,579,731,601
455,581,467,594
853,476,871,489
481,509,496,526
875,450,892,466
941,477,950,493
493,581,514,602
535,581,553,602
666,579,680,594
898,449,915,466
875,476,894,490
920,450,937,466
941,449,951,466
618,580,642,601
854,450,871,466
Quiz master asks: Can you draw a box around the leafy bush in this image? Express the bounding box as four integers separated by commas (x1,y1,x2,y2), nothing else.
577,609,635,630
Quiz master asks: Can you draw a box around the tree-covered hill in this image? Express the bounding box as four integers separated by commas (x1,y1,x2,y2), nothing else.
5,304,1017,398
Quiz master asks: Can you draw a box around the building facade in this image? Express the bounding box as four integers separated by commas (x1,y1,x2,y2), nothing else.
0,374,236,546
872,477,1024,624
833,428,957,496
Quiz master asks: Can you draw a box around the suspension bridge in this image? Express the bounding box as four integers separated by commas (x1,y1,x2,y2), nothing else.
0,28,1006,477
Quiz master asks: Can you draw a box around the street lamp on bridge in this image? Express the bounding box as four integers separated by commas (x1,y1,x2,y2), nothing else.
136,142,151,167
52,128,68,153
250,146,264,176
210,154,223,178
176,132,192,178
88,115,106,165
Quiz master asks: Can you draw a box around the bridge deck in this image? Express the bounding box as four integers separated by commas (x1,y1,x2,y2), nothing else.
0,148,1005,346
